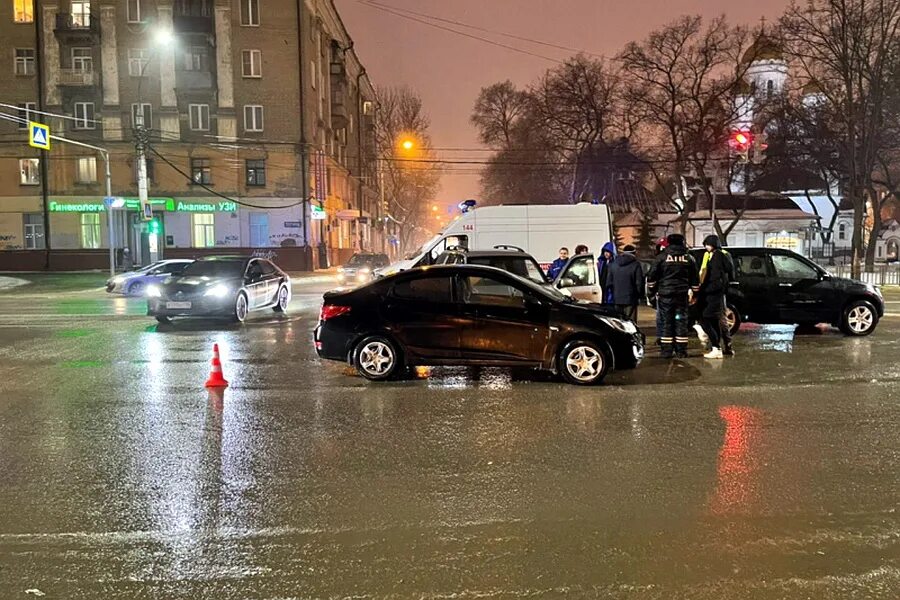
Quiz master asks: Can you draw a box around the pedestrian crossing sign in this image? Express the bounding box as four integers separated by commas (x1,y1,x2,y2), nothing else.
29,122,50,150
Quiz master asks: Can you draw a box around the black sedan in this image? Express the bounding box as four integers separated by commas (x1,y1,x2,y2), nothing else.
147,256,291,323
314,265,644,385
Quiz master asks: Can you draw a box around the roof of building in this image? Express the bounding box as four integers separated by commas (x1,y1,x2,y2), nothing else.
690,191,819,221
742,33,785,64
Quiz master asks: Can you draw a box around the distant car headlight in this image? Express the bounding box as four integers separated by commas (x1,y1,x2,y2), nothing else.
359,267,371,274
204,283,231,298
600,316,638,334
337,267,345,273
146,285,162,298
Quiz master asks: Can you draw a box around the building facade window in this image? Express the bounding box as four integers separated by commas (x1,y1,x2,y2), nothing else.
71,1,91,28
240,0,259,25
80,213,101,248
14,0,34,22
19,158,39,185
191,213,215,247
189,103,209,130
839,223,847,241
74,102,95,129
241,49,261,77
72,47,93,71
182,46,207,71
24,213,44,249
191,158,211,184
16,102,36,129
243,105,263,132
75,156,97,183
246,159,266,186
127,48,149,76
174,0,212,17
14,48,35,76
131,103,151,128
126,0,142,22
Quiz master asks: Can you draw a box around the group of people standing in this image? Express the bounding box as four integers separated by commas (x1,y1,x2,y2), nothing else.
545,233,735,360
647,233,735,360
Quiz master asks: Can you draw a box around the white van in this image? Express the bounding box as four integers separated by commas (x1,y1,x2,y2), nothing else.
378,203,614,276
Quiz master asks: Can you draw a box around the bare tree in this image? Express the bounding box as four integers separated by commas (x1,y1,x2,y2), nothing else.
470,81,531,149
618,15,759,241
781,0,900,274
376,86,441,255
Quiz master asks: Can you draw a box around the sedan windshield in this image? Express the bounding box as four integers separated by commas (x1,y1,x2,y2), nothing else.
181,260,245,278
347,254,376,266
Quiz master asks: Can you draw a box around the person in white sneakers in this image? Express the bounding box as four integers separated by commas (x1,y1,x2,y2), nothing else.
698,235,731,359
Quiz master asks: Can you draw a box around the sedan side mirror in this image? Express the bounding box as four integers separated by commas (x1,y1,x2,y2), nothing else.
558,277,576,288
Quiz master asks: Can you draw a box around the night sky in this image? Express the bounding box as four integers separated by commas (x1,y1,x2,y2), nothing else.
335,0,791,207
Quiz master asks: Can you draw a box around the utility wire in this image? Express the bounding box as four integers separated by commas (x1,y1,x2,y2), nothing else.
355,0,562,64
361,0,602,58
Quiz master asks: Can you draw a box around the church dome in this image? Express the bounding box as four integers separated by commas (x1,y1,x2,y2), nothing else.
802,81,824,95
742,34,784,64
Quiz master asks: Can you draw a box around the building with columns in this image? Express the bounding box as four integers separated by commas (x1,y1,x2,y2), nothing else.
0,0,379,270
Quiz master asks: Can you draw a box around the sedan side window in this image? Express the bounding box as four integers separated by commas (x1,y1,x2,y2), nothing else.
735,254,769,278
246,262,263,280
259,260,276,275
771,254,818,281
463,275,525,308
392,276,452,302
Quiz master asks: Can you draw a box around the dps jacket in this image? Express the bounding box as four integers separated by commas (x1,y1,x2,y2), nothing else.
647,242,700,297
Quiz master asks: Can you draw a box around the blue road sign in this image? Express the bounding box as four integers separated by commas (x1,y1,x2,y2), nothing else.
29,122,50,150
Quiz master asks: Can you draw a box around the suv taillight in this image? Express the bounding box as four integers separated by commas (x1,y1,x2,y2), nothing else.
320,304,351,321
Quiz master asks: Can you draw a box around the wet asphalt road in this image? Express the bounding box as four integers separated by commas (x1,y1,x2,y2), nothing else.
0,277,898,599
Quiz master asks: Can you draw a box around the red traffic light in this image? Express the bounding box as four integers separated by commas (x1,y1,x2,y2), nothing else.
730,131,752,148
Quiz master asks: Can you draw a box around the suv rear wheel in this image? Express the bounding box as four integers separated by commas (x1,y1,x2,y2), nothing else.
840,300,878,336
724,305,742,336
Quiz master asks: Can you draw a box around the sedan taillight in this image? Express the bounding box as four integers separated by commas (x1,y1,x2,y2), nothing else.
320,304,351,321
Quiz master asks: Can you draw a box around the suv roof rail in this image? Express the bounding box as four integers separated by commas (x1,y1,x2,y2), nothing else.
493,244,525,252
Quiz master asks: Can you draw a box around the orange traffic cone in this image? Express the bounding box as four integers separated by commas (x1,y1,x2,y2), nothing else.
204,343,229,388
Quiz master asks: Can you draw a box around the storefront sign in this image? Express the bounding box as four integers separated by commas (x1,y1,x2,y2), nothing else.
310,205,327,220
284,221,301,228
49,198,237,213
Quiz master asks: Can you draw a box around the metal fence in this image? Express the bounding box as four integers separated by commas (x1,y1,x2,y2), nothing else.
830,264,900,286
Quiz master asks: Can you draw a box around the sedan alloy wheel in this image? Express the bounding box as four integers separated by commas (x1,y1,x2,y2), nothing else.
354,336,398,381
560,340,608,385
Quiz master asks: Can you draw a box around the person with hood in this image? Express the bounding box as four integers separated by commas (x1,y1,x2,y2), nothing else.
547,247,569,280
698,234,735,359
607,244,645,321
597,241,617,303
647,233,699,358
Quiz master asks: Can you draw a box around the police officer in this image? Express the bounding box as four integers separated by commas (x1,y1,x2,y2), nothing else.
647,233,699,359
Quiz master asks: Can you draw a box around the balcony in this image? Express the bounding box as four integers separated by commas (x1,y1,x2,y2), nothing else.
176,70,214,90
173,14,212,33
58,69,98,87
331,84,349,129
54,12,99,42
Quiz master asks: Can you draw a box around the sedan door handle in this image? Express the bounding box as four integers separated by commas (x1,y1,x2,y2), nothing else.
778,283,793,287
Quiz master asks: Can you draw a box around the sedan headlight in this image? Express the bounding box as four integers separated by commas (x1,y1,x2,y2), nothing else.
600,316,638,334
146,285,162,298
204,283,231,298
359,267,371,274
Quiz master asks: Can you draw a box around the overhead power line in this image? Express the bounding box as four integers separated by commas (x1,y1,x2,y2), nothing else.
356,0,563,64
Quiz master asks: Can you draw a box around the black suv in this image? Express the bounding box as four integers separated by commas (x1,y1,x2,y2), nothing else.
689,247,884,336
434,245,551,287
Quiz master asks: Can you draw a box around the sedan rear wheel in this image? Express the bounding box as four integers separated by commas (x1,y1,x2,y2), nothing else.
840,300,878,336
559,340,608,386
354,336,399,381
273,285,289,313
233,293,249,323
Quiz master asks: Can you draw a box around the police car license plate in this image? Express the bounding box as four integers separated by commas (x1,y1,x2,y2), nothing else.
166,301,191,309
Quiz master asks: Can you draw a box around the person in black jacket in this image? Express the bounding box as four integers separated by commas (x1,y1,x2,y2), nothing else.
698,235,733,359
607,244,645,321
647,233,699,358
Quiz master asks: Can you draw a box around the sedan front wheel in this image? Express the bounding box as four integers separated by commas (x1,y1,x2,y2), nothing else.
559,340,609,386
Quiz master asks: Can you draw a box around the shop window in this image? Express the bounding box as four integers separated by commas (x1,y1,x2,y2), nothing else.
191,213,215,247
246,159,266,186
75,156,97,183
80,213,101,249
19,158,40,185
191,158,211,184
24,213,44,249
14,0,34,23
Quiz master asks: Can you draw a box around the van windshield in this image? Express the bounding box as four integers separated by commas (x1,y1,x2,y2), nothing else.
405,235,442,260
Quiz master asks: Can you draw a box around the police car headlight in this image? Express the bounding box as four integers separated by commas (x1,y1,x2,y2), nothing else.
600,316,637,334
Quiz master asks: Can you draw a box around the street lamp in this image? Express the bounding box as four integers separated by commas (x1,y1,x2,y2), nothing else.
401,139,415,151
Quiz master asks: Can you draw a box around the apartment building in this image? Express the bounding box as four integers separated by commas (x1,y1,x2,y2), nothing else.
0,0,379,270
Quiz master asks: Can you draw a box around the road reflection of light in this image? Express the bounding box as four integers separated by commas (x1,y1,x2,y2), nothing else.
111,297,129,316
629,401,646,439
709,405,763,515
749,325,796,353
144,334,164,376
565,396,600,431
846,337,873,367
